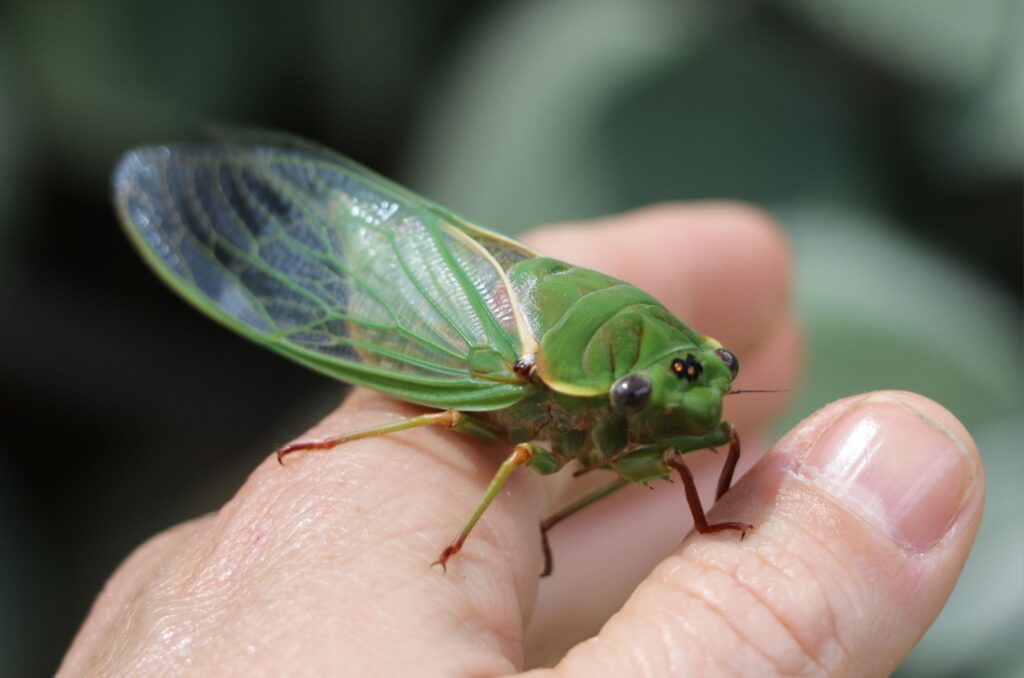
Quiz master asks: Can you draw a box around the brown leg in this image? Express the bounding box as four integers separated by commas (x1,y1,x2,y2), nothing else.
715,425,741,501
666,454,751,535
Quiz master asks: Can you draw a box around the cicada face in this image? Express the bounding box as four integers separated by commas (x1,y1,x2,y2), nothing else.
609,345,739,440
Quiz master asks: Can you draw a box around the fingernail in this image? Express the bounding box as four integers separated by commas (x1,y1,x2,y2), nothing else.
795,397,978,552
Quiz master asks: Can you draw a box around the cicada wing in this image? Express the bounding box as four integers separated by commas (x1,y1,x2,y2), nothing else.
204,126,541,270
113,141,536,410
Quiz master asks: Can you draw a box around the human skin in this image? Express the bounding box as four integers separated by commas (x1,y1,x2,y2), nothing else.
60,203,984,677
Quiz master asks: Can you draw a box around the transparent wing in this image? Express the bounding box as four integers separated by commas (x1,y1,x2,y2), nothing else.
205,126,541,272
113,139,538,410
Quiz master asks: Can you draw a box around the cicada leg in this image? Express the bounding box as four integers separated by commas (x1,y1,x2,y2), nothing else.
666,452,752,536
433,442,563,572
636,423,752,537
275,409,501,463
715,423,741,501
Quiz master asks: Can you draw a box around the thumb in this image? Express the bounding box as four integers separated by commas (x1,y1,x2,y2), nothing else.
521,391,983,677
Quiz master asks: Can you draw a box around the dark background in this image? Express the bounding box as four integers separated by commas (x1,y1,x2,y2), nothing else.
0,1,1020,675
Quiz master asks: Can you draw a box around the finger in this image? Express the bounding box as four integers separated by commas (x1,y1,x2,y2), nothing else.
525,391,984,676
62,391,545,676
60,518,212,674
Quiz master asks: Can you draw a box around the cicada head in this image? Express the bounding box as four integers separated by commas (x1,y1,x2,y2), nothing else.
609,342,739,440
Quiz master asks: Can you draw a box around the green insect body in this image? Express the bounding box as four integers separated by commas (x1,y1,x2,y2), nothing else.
113,130,750,575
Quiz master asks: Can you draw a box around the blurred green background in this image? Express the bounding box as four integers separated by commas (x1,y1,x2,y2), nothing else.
0,0,1020,675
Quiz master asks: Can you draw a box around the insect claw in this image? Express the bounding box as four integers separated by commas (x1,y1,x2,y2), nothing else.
432,544,458,574
275,446,294,465
275,441,307,464
275,436,341,463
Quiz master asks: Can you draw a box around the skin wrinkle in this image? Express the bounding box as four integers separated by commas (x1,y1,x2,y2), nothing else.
663,566,780,674
654,616,679,678
91,595,143,674
777,506,856,669
765,401,901,664
599,560,740,676
117,606,191,672
129,561,216,645
737,536,847,674
84,519,201,663
650,579,751,676
122,574,177,642
698,551,830,676
745,473,869,671
647,603,719,678
180,523,269,594
620,616,666,678
800,478,896,582
703,499,849,673
146,590,220,653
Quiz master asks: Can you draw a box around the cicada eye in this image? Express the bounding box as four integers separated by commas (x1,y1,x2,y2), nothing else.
715,348,739,379
671,354,703,382
610,374,653,414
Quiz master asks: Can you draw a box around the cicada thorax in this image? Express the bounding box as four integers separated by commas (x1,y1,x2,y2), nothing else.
486,256,711,461
507,257,703,395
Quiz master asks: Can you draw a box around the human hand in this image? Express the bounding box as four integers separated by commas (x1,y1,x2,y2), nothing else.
60,204,983,676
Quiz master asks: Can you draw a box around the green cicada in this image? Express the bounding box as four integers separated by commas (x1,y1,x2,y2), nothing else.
113,130,751,575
